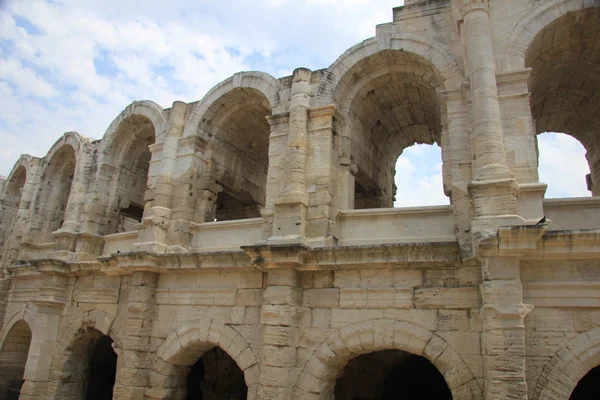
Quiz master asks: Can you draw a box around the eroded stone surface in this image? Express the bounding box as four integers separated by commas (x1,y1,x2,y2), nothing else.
1,1,600,399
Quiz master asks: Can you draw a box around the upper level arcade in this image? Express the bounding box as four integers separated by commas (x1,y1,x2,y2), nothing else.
0,0,598,265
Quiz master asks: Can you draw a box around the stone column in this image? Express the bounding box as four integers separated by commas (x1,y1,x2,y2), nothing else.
271,68,311,244
258,269,301,399
480,256,532,400
461,0,523,249
20,272,68,400
134,102,186,253
113,272,158,400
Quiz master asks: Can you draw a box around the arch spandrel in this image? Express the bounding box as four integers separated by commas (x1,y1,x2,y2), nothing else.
503,0,599,72
315,35,464,108
294,319,482,400
182,71,281,141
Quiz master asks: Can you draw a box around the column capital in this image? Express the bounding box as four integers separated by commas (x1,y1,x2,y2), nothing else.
461,0,489,15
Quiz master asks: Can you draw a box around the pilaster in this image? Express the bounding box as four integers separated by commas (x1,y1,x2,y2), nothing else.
20,267,68,400
133,101,186,253
244,245,307,399
479,225,546,400
112,271,158,400
305,105,340,247
270,68,312,246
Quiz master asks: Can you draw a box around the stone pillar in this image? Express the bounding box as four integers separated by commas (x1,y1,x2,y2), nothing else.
258,269,301,399
305,105,339,246
167,134,209,250
20,272,68,400
441,89,474,257
113,272,158,400
461,0,524,250
480,256,532,400
134,102,186,253
271,68,311,244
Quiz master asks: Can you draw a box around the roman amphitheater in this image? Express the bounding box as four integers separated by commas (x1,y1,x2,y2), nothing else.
1,0,600,399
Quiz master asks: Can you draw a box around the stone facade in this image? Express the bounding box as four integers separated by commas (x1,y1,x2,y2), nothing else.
1,1,600,399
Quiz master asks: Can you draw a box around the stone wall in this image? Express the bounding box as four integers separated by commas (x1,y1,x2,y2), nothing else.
1,1,600,399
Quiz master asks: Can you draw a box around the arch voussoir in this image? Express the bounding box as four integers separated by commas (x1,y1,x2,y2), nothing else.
535,328,600,400
155,317,258,389
296,319,482,400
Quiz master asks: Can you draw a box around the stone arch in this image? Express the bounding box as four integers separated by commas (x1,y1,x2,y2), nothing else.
515,4,600,195
182,71,281,140
50,309,120,369
503,0,600,72
534,327,600,400
90,101,166,235
101,100,167,147
45,309,120,400
294,319,482,399
0,316,33,400
321,37,458,209
26,135,82,243
153,318,259,398
1,158,31,258
0,307,35,347
43,131,89,167
3,155,33,197
315,34,463,106
183,73,278,222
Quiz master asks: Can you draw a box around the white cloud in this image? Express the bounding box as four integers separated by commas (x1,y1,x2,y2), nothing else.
394,144,449,207
537,132,591,198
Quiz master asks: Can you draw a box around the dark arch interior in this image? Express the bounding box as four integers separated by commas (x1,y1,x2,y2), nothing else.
334,50,446,209
198,88,271,222
526,7,600,196
85,335,117,400
57,329,117,400
0,321,32,400
570,365,600,400
104,115,155,234
186,347,247,400
334,350,452,400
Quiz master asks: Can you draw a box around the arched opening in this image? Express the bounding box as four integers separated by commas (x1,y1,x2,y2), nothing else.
33,145,76,242
526,7,600,196
0,321,32,400
335,50,447,209
4,166,26,207
1,166,27,252
570,364,600,400
537,132,591,198
334,350,452,400
185,347,247,400
102,115,155,234
55,329,117,400
199,88,271,222
394,143,449,207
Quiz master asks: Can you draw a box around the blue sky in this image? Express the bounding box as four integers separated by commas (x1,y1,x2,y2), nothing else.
0,0,591,205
